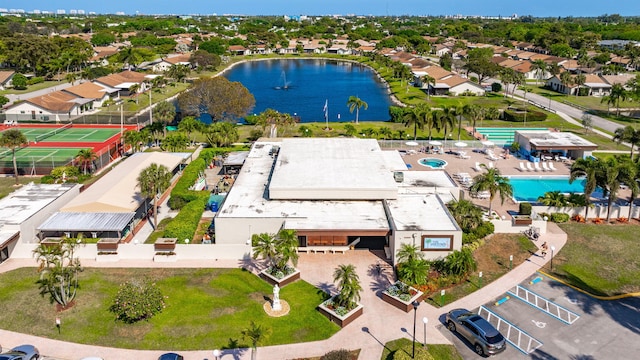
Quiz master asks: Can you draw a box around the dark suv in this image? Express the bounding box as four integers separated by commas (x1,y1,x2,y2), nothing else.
445,308,506,356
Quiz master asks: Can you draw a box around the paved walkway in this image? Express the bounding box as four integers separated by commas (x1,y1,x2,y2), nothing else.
0,223,567,360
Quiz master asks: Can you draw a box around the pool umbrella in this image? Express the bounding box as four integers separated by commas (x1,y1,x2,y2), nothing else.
406,141,419,146
428,140,442,146
454,142,468,148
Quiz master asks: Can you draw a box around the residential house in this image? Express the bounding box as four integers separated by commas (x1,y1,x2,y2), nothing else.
228,45,251,56
432,43,451,57
546,76,576,95
93,70,149,96
277,40,298,55
150,54,192,73
0,71,15,90
610,55,635,71
413,65,484,96
5,90,92,121
62,82,114,108
546,74,610,96
88,47,119,67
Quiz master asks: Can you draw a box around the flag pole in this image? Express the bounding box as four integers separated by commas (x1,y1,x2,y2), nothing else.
324,99,329,130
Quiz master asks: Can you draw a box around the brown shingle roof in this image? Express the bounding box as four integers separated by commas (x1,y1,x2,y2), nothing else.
25,91,79,112
0,70,15,85
95,71,147,88
164,54,192,64
423,66,453,80
63,82,109,100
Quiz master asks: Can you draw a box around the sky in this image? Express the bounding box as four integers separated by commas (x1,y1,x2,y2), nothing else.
2,0,639,17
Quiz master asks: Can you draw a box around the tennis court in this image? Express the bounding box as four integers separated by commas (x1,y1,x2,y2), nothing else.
8,124,120,143
0,147,82,174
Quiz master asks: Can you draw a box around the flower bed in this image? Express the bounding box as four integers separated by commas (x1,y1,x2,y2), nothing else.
382,281,424,312
512,215,533,226
97,238,119,252
260,265,300,287
317,296,363,328
153,251,177,262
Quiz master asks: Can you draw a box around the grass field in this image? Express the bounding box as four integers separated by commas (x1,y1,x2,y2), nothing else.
0,267,338,350
381,338,462,360
554,223,640,296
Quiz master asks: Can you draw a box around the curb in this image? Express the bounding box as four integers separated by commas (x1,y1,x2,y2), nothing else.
538,270,640,300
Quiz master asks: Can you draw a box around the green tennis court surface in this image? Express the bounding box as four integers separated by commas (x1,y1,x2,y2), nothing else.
0,147,81,164
3,127,119,143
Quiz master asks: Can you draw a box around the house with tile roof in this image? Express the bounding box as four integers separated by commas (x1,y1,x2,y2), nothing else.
93,70,149,96
0,70,15,90
4,90,92,121
150,53,192,73
546,74,611,96
62,82,113,107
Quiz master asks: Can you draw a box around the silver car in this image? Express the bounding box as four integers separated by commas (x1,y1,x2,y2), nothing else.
445,308,506,356
0,344,40,360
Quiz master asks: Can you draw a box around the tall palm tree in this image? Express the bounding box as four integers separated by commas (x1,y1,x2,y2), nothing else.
75,148,98,175
346,96,368,124
241,321,270,360
463,104,483,135
333,264,362,310
604,83,629,116
251,232,279,269
627,162,640,220
153,101,176,137
469,167,513,216
403,106,426,141
0,129,28,185
531,59,547,85
560,72,574,95
537,191,568,207
123,130,143,153
421,74,436,99
177,116,202,146
600,157,634,222
128,83,140,104
574,73,586,97
137,163,172,228
256,108,295,138
274,229,299,271
569,157,601,220
205,122,239,147
435,106,456,143
613,125,640,161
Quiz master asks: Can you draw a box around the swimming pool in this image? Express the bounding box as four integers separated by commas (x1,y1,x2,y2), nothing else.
508,175,587,202
418,158,447,169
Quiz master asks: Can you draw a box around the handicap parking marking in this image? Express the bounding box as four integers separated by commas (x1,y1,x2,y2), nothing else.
531,319,547,328
507,285,581,325
478,305,543,355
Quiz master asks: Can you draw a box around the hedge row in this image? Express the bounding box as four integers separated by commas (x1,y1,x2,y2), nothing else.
167,148,225,210
163,193,208,242
503,109,547,122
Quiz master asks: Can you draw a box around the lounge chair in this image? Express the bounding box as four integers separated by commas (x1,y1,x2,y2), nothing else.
488,162,494,169
534,162,541,172
541,162,549,172
474,162,482,172
548,162,557,171
519,162,526,172
526,162,534,171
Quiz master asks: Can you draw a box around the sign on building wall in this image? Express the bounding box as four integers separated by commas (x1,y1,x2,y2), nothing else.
421,235,453,251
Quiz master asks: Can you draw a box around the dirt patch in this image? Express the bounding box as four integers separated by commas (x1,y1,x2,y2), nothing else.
474,233,535,275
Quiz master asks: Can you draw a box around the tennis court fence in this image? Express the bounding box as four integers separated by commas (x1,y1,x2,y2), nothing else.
0,141,122,176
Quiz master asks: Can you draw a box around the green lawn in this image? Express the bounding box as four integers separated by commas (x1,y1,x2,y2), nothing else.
381,338,462,360
0,268,338,350
554,223,640,296
0,80,68,96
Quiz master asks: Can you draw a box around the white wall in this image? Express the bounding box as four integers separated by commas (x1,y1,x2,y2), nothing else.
214,217,286,245
533,204,639,220
491,219,548,234
450,82,485,96
392,230,462,264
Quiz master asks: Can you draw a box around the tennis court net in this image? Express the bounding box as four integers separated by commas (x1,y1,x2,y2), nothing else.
34,122,73,143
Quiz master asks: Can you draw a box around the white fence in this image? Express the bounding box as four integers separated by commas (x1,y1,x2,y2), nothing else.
532,204,639,220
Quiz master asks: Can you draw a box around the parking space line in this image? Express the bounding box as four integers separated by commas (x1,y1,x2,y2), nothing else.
507,285,581,325
478,305,543,355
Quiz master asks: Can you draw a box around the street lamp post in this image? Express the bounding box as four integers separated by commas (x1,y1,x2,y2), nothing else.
412,301,420,359
479,271,483,288
213,349,221,360
422,317,428,347
509,255,513,269
550,245,556,271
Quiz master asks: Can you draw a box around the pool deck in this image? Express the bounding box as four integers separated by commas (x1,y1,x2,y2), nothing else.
400,148,631,217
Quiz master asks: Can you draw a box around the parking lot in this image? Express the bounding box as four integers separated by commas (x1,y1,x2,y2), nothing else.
439,272,640,359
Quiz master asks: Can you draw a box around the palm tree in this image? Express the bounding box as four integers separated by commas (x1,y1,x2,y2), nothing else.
241,321,270,360
117,46,144,70
397,256,429,285
0,129,28,185
396,243,424,264
251,233,279,269
435,106,456,143
537,191,568,207
574,74,586,97
421,74,436,99
252,229,299,273
463,104,483,135
123,130,143,153
128,83,140,104
559,72,574,95
153,101,176,137
274,229,299,271
627,162,640,220
600,157,634,222
469,167,513,216
256,108,295,138
346,96,368,124
613,126,640,161
531,59,547,85
205,121,239,147
569,157,601,220
137,163,172,228
447,199,484,232
333,264,362,310
65,72,78,85
403,106,427,141
605,83,629,116
177,116,202,146
75,148,98,175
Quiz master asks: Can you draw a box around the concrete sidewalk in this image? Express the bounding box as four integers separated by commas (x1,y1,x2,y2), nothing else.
0,224,567,360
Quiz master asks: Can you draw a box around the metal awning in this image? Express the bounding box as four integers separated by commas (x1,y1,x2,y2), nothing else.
37,212,135,232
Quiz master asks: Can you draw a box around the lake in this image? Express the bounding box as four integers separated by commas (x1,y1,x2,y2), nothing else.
222,58,393,123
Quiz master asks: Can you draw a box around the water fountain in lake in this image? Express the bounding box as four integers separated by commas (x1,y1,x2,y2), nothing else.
274,70,292,90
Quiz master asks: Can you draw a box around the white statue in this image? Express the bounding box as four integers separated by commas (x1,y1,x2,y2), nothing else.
272,284,282,311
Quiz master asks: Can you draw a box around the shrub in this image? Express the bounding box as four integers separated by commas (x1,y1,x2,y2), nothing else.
163,195,207,242
550,213,570,223
519,202,532,215
12,73,27,90
491,82,502,92
27,76,44,85
321,349,353,360
503,109,547,122
389,106,411,123
472,221,494,239
110,279,165,323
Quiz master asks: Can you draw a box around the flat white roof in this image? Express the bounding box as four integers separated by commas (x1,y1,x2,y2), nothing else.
517,130,597,149
398,170,458,193
0,183,76,225
386,194,460,232
268,138,399,200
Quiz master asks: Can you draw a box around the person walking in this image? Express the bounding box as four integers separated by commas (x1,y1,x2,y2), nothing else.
541,242,548,257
